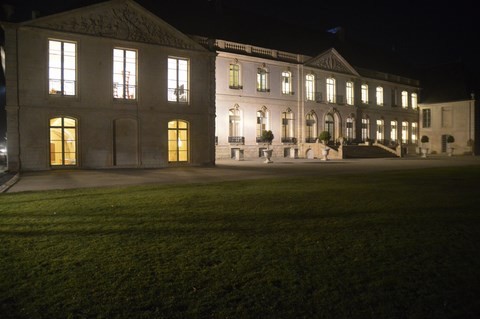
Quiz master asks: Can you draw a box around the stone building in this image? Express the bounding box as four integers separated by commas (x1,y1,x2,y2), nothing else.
1,0,216,171
194,37,420,160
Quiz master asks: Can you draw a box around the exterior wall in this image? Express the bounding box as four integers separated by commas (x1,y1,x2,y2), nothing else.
212,39,420,160
419,99,476,155
4,4,216,171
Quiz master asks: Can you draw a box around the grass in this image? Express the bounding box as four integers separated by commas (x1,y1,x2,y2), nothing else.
1,166,480,319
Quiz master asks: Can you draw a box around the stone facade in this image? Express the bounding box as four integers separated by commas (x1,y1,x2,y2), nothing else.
196,37,420,160
419,99,476,155
3,0,216,171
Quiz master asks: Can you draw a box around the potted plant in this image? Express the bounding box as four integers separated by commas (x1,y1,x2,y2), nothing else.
420,135,429,158
261,130,274,163
446,135,454,156
318,131,331,160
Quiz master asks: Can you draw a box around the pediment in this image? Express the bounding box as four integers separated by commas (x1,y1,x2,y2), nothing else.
25,0,204,51
305,48,359,76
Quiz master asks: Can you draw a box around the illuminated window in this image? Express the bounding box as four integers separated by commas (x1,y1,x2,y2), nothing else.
376,119,384,142
168,120,189,162
257,67,269,92
326,77,336,103
50,117,77,166
256,108,268,138
411,122,418,144
229,63,241,89
376,86,384,106
346,81,354,105
282,71,292,95
361,117,370,141
402,121,409,143
49,40,76,96
305,74,315,101
229,106,242,140
422,109,431,128
305,111,317,143
168,57,189,102
346,117,355,140
401,91,408,108
411,93,418,109
281,110,294,142
361,84,368,104
113,48,137,99
390,120,398,142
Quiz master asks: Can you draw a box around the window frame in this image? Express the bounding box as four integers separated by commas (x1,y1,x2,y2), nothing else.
229,63,242,89
256,67,269,92
376,86,384,106
422,109,431,128
305,74,315,101
282,71,292,95
113,47,138,100
401,90,408,108
49,116,78,167
48,39,77,97
346,81,354,105
361,84,369,104
326,77,336,103
168,57,190,103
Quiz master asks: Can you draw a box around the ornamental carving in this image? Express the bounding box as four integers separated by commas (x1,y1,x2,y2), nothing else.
38,3,196,49
311,54,351,74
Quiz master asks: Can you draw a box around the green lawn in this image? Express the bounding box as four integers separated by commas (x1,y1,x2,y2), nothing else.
1,166,480,319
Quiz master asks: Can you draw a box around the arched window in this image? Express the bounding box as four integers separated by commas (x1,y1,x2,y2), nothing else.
256,107,269,139
376,86,384,106
257,67,269,92
402,91,408,108
305,111,317,143
325,114,335,141
346,81,354,105
361,117,370,141
168,120,189,162
50,117,77,166
229,105,243,143
346,117,355,141
376,119,384,143
305,74,315,101
282,71,292,95
361,84,369,104
390,120,398,142
326,77,336,103
282,109,294,143
229,62,242,89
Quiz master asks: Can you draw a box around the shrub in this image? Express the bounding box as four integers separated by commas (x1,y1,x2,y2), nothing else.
318,131,331,143
261,130,274,144
421,135,429,143
447,135,455,143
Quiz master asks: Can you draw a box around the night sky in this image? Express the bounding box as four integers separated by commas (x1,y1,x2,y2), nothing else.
1,0,479,138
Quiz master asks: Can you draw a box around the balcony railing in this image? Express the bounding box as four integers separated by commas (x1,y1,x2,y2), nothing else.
281,137,297,144
228,136,244,144
305,137,317,143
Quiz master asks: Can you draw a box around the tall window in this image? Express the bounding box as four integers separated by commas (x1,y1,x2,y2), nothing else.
229,63,241,89
168,120,189,162
326,77,336,103
402,121,409,143
305,74,315,101
49,40,76,96
390,120,398,142
325,114,335,141
376,119,384,142
411,122,418,144
361,117,370,141
257,67,269,92
411,93,418,109
422,109,431,128
168,57,189,102
361,84,368,104
256,108,268,139
282,110,294,142
346,117,355,140
401,91,408,108
229,106,242,140
305,112,317,143
376,86,384,106
346,81,354,105
282,71,292,95
50,117,77,166
113,48,137,99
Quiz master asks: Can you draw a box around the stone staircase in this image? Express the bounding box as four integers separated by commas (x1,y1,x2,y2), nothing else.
343,145,398,159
